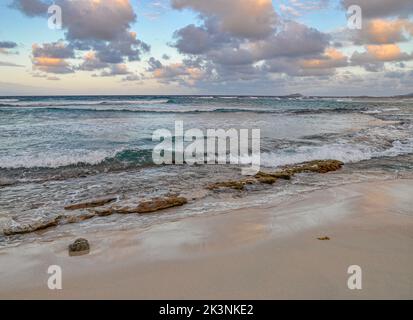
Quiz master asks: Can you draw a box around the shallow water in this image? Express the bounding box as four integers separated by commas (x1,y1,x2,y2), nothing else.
0,96,412,247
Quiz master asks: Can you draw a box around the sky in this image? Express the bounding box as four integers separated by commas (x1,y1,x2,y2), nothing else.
0,0,412,96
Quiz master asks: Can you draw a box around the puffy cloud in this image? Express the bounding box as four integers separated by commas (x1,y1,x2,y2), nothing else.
171,0,278,39
12,0,150,76
78,51,108,71
31,42,74,74
354,19,413,45
351,44,413,71
340,0,413,18
249,21,330,59
365,44,411,61
32,56,73,74
299,48,348,69
32,42,74,59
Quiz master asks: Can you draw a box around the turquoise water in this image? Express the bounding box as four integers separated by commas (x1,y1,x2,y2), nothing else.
0,96,412,246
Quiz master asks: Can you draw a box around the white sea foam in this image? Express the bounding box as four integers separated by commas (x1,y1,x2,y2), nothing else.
0,150,117,169
260,139,413,168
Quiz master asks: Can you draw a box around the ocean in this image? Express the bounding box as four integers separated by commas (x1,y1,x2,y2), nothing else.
0,95,412,247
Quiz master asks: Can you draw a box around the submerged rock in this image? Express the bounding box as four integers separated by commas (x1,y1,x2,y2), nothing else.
206,179,256,191
69,238,90,256
64,196,118,211
3,216,62,236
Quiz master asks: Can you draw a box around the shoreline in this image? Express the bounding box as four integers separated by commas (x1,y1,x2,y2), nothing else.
0,178,412,299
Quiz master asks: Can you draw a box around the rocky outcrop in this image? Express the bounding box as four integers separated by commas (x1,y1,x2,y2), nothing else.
206,179,256,191
3,216,62,236
282,160,344,175
92,196,188,215
69,238,90,256
207,160,344,191
3,195,188,236
64,196,118,210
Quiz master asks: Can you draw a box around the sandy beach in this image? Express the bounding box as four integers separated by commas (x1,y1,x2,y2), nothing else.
0,179,412,300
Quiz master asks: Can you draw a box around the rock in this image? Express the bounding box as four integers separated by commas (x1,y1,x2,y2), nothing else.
64,196,118,210
255,171,292,181
68,238,90,256
91,196,189,215
206,179,255,190
116,196,188,214
317,236,331,241
3,216,62,236
283,160,344,175
60,212,97,224
207,160,343,192
256,176,277,185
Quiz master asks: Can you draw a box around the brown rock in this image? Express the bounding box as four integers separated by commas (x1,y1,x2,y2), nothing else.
64,196,118,210
116,196,188,214
255,171,292,180
317,236,331,241
90,196,189,216
284,160,344,175
69,238,90,256
3,216,62,236
206,179,255,190
256,176,278,184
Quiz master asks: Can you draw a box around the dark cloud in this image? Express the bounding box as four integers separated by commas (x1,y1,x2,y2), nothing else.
147,57,163,72
341,0,413,18
32,42,74,59
10,0,49,17
0,41,18,49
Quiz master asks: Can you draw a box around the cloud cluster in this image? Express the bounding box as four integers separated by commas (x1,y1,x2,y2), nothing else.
152,1,341,86
13,0,150,76
171,0,278,39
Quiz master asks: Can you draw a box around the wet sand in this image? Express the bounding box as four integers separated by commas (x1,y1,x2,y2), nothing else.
0,179,412,299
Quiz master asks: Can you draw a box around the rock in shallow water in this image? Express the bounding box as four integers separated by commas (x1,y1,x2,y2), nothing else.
93,196,188,215
69,238,90,256
207,160,344,191
64,196,118,210
3,216,62,236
